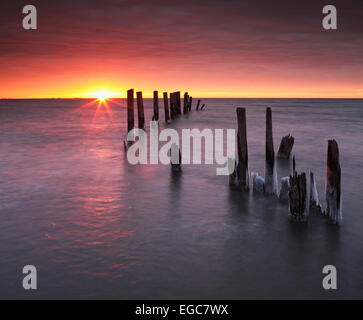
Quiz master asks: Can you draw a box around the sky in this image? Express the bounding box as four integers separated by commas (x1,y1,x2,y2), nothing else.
0,0,363,98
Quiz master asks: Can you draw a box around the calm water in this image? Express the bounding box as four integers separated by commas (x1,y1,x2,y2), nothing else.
0,98,362,299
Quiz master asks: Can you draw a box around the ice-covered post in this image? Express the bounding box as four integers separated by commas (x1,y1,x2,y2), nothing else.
228,158,238,187
153,90,159,121
163,92,170,123
279,177,290,202
251,172,265,195
136,91,145,129
277,134,295,159
265,107,277,195
236,107,249,190
326,139,342,223
309,172,323,215
127,89,134,133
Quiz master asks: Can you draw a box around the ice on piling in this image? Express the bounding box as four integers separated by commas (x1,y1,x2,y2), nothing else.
279,176,290,202
251,172,265,195
309,172,323,215
228,158,238,187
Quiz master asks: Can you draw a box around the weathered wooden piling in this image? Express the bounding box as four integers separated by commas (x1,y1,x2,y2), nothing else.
127,89,134,133
175,91,181,115
163,92,170,123
170,92,180,119
236,107,249,190
292,155,296,175
289,172,308,221
169,92,175,120
153,90,159,121
171,142,182,172
196,100,201,111
136,91,145,129
183,92,189,114
265,107,277,195
189,97,193,112
277,134,295,159
309,171,323,215
326,139,342,223
200,104,205,110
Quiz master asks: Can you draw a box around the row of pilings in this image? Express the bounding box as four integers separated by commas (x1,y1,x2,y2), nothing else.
125,89,205,171
125,94,341,224
126,89,205,134
230,107,342,224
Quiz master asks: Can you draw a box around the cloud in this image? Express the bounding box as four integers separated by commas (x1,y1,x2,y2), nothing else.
0,0,362,97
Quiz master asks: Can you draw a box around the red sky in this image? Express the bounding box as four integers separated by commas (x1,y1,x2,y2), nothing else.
0,0,363,98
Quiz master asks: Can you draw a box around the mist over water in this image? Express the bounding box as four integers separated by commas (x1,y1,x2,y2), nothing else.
0,98,362,299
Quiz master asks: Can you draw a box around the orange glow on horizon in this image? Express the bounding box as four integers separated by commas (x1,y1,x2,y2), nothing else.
1,77,362,99
0,67,362,99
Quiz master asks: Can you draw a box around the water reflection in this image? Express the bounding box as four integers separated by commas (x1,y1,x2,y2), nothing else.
0,98,362,299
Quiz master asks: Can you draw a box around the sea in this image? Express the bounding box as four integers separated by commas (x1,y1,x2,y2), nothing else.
0,98,362,299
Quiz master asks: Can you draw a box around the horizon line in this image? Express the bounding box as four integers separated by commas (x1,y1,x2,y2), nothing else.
1,97,363,100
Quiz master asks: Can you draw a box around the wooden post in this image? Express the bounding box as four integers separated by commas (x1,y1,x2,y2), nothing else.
236,107,248,190
153,90,159,121
277,134,295,159
170,92,176,120
176,91,181,115
292,155,296,175
127,89,134,133
183,92,189,114
136,91,145,129
309,172,323,215
189,96,193,112
265,107,277,195
326,139,342,223
196,100,201,111
170,92,174,120
200,104,205,110
288,172,308,221
163,92,170,123
171,143,182,172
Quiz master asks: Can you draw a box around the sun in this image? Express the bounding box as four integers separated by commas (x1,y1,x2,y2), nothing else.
97,92,108,102
90,90,116,102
